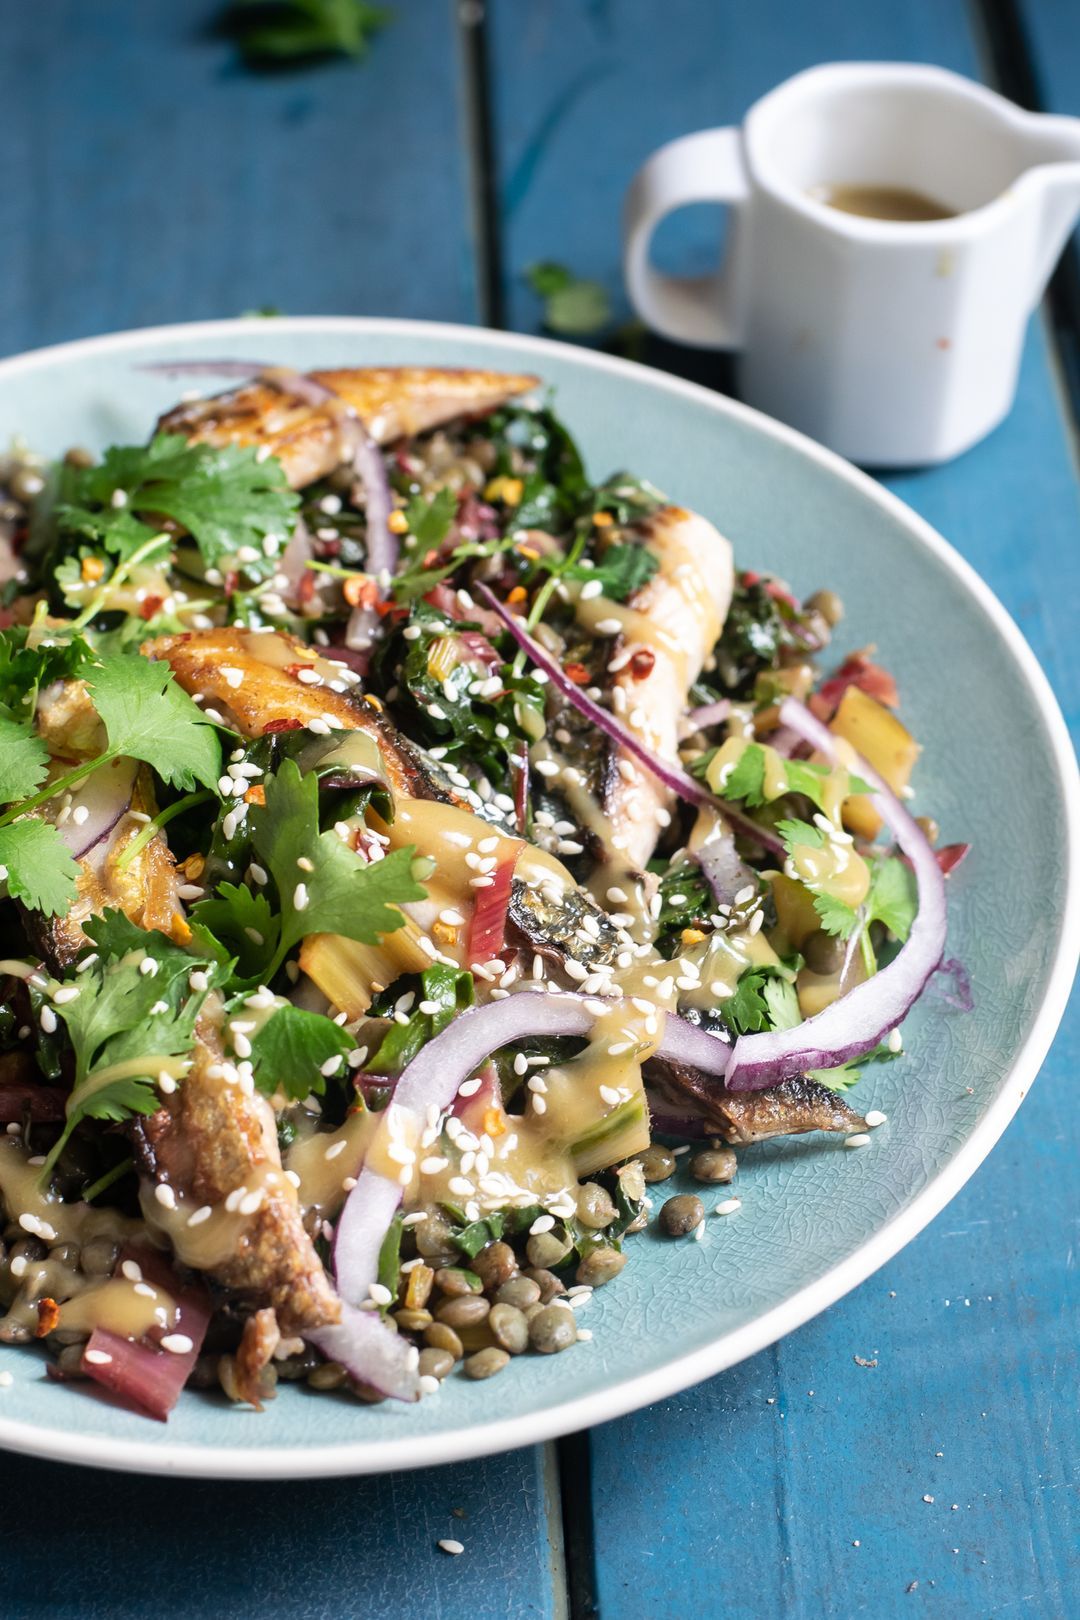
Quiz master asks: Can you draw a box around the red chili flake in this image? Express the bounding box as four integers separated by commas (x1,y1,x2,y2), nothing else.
297,570,317,606
137,596,165,621
316,538,341,559
564,662,591,685
741,570,760,586
628,648,656,680
223,570,239,598
261,717,303,734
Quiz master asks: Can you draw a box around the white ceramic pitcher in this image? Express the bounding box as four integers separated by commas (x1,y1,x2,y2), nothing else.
623,63,1080,465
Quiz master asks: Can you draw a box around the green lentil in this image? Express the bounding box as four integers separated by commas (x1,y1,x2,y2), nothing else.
464,1346,511,1380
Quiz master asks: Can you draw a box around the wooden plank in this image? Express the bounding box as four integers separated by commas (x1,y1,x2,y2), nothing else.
0,10,563,1620
487,0,977,334
0,0,478,357
487,6,1080,1616
0,1442,564,1620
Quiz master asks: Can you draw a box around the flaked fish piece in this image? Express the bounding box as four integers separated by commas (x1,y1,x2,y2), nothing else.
146,626,451,803
645,1055,867,1142
136,1009,340,1337
24,765,188,974
231,1306,281,1409
157,366,538,489
593,506,734,870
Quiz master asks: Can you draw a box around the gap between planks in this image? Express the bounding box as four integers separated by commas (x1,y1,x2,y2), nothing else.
973,0,1080,447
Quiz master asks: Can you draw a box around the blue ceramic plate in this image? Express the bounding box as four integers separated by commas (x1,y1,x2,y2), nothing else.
0,319,1075,1478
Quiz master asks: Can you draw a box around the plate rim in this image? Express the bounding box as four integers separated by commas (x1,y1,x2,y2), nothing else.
0,314,1075,1479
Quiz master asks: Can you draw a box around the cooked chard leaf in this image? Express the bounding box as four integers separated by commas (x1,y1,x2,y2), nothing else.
368,964,474,1076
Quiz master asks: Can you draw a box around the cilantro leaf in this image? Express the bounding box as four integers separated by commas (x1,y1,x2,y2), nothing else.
0,820,81,916
762,974,801,1030
60,434,299,578
566,544,658,603
41,922,221,1177
249,758,427,969
720,968,775,1035
87,654,222,791
812,890,859,940
188,883,279,980
247,1003,353,1101
0,720,50,804
228,0,390,63
525,262,612,336
865,856,917,943
721,745,767,807
403,486,456,549
776,818,824,854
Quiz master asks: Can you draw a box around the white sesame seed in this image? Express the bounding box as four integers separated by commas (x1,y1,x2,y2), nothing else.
39,1006,57,1034
154,1183,177,1209
84,1348,114,1366
52,986,80,1004
368,1282,393,1306
714,1198,742,1216
530,1214,556,1235
293,883,309,911
845,1134,872,1149
887,1029,903,1053
864,1110,888,1128
187,1206,212,1227
438,1539,464,1556
160,1334,194,1356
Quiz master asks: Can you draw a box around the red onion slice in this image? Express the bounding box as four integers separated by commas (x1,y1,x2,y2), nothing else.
694,828,757,910
723,697,947,1091
688,699,731,729
54,758,138,861
308,1302,421,1403
475,585,784,858
348,430,396,581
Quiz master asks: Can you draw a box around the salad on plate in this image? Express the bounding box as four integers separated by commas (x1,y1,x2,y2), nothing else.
0,363,967,1417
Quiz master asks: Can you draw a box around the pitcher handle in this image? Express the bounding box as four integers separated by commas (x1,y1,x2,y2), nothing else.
623,128,749,348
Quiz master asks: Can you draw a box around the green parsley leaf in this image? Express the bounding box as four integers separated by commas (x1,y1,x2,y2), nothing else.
0,820,81,916
249,758,427,972
87,654,222,792
246,1003,353,1101
0,720,50,804
812,890,859,940
865,856,918,943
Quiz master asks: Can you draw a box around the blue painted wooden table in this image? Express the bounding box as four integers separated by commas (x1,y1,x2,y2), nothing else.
0,3,1076,1616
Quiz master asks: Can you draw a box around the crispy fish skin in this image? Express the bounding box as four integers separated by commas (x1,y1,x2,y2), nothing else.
599,506,734,870
146,626,450,802
644,1056,868,1142
137,1011,340,1337
157,366,538,489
